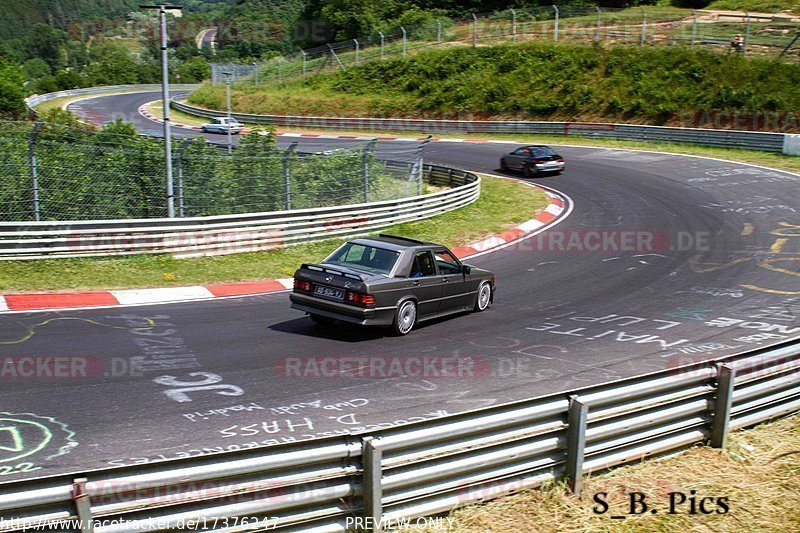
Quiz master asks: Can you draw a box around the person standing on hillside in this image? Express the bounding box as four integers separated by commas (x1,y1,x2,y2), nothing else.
731,33,744,53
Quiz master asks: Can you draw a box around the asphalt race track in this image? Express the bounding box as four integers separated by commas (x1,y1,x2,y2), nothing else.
2,92,800,481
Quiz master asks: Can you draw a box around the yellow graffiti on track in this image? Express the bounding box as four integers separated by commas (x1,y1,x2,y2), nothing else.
0,317,155,345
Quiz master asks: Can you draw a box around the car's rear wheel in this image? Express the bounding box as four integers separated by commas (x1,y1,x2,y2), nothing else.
500,159,509,171
474,281,492,312
392,300,417,336
309,314,334,326
523,164,537,178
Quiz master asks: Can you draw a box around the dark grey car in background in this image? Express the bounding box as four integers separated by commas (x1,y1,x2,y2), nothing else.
500,145,565,178
290,235,496,335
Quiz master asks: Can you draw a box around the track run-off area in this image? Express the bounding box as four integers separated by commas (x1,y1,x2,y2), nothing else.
1,91,799,481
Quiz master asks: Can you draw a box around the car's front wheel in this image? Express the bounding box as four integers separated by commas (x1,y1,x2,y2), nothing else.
474,281,492,312
392,300,417,336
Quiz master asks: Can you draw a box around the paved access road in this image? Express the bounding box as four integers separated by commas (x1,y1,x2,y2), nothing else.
1,92,798,482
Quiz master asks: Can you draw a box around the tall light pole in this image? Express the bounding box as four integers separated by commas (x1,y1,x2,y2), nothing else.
141,2,182,218
224,71,233,154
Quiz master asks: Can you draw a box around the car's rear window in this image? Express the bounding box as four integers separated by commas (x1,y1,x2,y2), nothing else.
530,147,557,157
324,243,400,275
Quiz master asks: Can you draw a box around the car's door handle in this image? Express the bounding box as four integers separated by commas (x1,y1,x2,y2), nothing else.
442,278,449,283
413,280,421,286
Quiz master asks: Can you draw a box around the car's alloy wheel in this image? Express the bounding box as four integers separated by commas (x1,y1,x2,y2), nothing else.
393,300,417,336
474,281,492,312
523,164,537,178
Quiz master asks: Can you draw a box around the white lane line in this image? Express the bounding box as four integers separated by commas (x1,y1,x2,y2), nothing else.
111,286,215,305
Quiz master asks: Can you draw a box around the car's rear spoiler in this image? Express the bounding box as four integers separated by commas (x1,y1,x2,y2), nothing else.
301,263,366,281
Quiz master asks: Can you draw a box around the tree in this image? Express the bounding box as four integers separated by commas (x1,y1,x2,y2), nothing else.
26,24,67,71
176,55,210,83
23,58,51,80
0,59,26,118
84,42,138,85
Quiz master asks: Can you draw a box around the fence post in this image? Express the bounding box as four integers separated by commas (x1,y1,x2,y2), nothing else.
362,436,383,532
641,8,646,47
402,26,407,57
175,138,191,218
278,58,282,83
28,122,43,222
354,39,359,65
436,22,441,47
253,62,259,87
511,9,517,42
379,32,385,58
473,13,478,47
552,5,559,43
301,50,307,75
691,10,697,47
595,7,601,42
362,140,377,203
283,142,297,210
72,478,94,532
744,12,751,55
565,395,588,495
710,364,736,448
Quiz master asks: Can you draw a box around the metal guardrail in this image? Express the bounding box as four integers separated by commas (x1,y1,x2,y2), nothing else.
173,99,799,154
1,337,797,532
0,165,479,259
24,85,201,115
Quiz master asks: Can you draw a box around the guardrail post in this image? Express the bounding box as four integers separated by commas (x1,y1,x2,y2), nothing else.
362,436,383,532
640,8,647,47
595,7,601,42
362,140,376,202
565,395,588,494
72,478,94,532
691,10,697,47
175,138,191,217
283,142,297,210
472,13,478,47
402,27,407,57
552,5,559,42
28,122,43,222
511,9,517,42
744,12,751,55
710,363,736,448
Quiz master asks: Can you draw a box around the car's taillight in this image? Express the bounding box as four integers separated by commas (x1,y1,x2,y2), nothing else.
294,279,313,292
345,291,375,306
557,157,565,162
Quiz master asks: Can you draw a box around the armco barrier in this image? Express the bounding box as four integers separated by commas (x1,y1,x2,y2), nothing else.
24,84,201,115
1,339,797,532
0,165,478,259
172,99,792,154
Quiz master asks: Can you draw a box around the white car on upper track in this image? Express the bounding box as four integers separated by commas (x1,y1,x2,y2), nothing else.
201,117,243,134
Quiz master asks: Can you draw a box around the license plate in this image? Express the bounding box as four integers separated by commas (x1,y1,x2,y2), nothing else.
545,162,560,167
314,286,344,300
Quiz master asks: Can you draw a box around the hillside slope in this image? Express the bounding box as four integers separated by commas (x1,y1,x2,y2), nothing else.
188,43,800,130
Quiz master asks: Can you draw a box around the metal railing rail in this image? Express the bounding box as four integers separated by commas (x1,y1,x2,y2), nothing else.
0,165,479,259
1,337,797,532
172,99,798,154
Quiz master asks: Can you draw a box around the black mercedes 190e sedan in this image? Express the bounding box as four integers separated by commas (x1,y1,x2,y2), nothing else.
290,235,495,335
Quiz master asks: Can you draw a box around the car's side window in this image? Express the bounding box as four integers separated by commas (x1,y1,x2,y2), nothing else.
512,148,525,155
410,251,436,278
434,250,461,275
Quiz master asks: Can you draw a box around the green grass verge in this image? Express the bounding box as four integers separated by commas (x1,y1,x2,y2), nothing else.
708,0,800,15
0,174,548,292
188,42,800,128
408,412,800,532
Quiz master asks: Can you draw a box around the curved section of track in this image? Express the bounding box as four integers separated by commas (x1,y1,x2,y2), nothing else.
1,92,798,481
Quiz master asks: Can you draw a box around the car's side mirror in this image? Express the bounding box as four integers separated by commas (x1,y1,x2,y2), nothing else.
462,264,471,275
